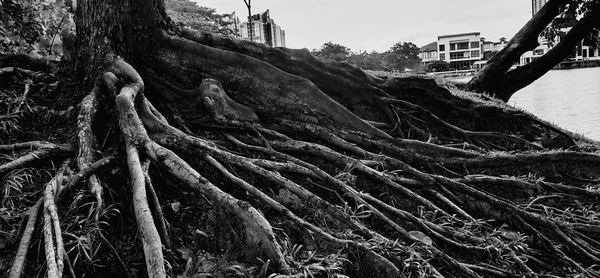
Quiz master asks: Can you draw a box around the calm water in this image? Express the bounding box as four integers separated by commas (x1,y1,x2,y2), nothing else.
510,67,600,140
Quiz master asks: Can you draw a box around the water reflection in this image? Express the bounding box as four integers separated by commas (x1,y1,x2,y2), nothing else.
510,67,600,140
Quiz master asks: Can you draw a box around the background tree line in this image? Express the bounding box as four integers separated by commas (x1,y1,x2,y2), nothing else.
310,41,427,72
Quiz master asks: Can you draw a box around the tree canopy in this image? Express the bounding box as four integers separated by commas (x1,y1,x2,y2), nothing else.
0,0,72,56
311,41,351,62
384,42,421,71
312,41,422,72
165,0,234,36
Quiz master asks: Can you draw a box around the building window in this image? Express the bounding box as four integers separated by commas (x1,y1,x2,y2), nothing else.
450,52,469,60
439,45,445,51
470,41,479,48
439,53,446,60
458,42,469,50
450,42,469,50
471,50,480,57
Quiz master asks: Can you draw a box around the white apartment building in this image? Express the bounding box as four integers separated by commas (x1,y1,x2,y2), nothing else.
519,37,600,65
239,10,286,47
580,46,600,59
437,32,482,69
240,21,266,43
518,0,600,66
482,41,507,53
519,37,551,65
272,25,286,47
226,12,242,38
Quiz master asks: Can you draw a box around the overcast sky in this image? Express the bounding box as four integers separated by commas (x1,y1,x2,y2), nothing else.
193,0,533,52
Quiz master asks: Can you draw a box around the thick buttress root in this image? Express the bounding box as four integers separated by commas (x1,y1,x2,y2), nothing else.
5,35,600,278
111,55,288,274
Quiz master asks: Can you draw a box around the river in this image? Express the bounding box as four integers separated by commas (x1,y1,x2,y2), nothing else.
509,67,600,141
449,67,600,140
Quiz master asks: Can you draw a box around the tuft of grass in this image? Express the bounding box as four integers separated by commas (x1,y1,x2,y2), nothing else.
0,89,25,136
1,167,34,207
338,202,372,221
181,250,255,278
268,239,348,278
364,236,437,278
61,190,122,271
0,112,23,136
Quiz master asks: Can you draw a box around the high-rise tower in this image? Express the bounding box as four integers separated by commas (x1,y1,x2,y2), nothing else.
239,9,286,47
532,0,548,16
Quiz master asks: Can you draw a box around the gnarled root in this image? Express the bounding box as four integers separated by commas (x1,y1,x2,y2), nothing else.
145,140,288,270
381,97,543,150
0,143,74,176
105,55,288,274
8,154,114,278
9,199,42,278
42,160,70,278
142,159,171,249
77,80,104,218
8,33,600,278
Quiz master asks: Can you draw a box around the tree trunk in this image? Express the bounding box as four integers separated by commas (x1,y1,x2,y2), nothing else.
467,0,567,98
73,0,170,79
489,7,600,101
244,0,253,42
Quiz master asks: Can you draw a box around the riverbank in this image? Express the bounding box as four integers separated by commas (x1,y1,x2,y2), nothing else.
555,59,600,69
367,67,600,141
440,67,600,140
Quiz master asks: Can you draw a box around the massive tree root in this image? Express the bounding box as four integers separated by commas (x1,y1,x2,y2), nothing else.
4,28,600,278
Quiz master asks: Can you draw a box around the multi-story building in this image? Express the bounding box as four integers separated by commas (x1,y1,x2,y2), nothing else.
480,39,508,60
226,12,242,38
482,40,507,53
532,0,548,16
239,9,286,47
519,0,599,65
419,32,482,69
579,45,600,59
418,0,598,70
240,21,265,42
519,33,600,64
437,32,482,69
418,41,438,64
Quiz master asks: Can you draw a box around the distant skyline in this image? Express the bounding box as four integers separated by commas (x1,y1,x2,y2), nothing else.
193,0,533,52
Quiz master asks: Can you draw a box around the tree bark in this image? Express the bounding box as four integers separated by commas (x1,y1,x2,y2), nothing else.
73,0,170,79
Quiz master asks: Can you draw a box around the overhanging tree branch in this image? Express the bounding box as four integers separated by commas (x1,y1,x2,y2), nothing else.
492,7,600,101
467,0,568,94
